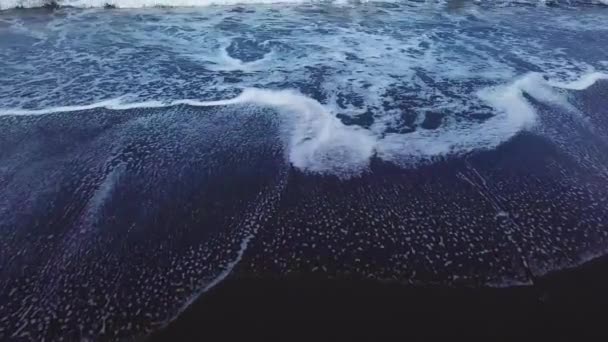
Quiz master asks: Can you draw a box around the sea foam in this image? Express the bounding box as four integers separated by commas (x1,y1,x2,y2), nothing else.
2,72,605,177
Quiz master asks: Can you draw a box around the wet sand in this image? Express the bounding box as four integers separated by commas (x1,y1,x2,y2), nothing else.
148,253,608,340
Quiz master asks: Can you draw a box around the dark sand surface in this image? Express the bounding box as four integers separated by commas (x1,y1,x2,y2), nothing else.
149,254,608,340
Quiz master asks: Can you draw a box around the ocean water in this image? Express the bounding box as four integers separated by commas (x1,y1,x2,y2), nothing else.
1,0,608,340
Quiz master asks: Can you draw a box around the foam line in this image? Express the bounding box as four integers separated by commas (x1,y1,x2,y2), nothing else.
547,72,608,90
2,72,605,177
0,98,166,116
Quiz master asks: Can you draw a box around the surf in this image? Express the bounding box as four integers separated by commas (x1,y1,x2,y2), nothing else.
2,72,606,178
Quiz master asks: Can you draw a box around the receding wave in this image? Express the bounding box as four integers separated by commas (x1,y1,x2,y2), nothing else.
1,72,606,178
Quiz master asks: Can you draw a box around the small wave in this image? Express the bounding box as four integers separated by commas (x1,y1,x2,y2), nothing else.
2,72,605,178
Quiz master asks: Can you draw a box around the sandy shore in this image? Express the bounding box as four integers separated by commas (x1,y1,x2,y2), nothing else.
148,253,608,340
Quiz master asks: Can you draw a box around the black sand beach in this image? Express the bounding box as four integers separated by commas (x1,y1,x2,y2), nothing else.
2,3,608,341
149,254,608,340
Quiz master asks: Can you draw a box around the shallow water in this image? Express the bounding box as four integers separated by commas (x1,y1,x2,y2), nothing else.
1,1,608,341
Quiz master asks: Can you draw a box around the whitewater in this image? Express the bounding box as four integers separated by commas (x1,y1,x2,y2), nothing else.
2,72,607,177
1,1,607,177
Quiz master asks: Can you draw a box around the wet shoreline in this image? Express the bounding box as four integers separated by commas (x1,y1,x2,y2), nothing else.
148,252,608,340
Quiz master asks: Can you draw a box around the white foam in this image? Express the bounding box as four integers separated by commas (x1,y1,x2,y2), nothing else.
2,71,606,177
547,72,608,90
206,43,276,73
2,0,607,178
0,98,166,116
376,73,544,165
0,89,375,176
186,89,377,176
